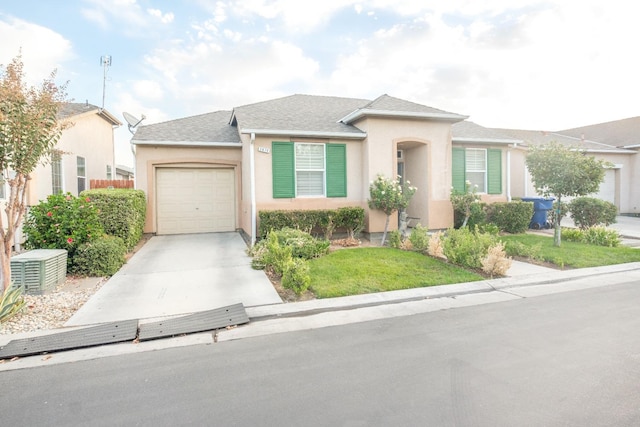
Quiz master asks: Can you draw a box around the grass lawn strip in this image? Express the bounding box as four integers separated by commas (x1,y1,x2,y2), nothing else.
500,233,640,269
309,247,483,299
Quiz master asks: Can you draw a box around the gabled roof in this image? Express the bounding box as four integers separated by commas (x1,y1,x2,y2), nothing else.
340,94,467,124
452,121,522,145
59,102,122,126
558,117,640,148
132,110,241,147
230,94,368,139
493,128,634,154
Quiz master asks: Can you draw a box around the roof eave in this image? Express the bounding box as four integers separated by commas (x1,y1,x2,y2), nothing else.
340,108,468,124
240,128,367,139
453,137,523,145
132,140,242,147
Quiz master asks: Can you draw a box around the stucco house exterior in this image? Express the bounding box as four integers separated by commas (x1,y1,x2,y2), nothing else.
132,94,640,242
495,127,638,214
20,102,121,204
132,94,520,242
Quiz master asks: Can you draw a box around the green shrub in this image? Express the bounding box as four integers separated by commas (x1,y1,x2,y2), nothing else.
453,202,486,229
282,258,311,295
270,228,330,259
442,227,496,269
264,232,293,275
81,189,146,251
408,224,430,252
563,226,620,247
486,201,533,234
388,230,402,248
335,207,365,238
583,226,620,247
561,227,585,243
71,235,127,276
23,193,104,266
258,207,365,239
503,240,543,261
569,197,617,229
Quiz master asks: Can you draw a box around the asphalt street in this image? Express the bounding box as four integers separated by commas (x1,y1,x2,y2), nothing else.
3,280,640,426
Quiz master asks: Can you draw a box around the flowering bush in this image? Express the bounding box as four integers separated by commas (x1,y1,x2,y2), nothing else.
23,193,104,266
368,174,417,245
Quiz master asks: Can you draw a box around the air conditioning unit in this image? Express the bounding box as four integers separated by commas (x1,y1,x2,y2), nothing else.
11,249,67,295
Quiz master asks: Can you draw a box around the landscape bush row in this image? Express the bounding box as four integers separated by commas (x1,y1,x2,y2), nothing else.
23,189,146,276
258,207,365,239
453,196,618,231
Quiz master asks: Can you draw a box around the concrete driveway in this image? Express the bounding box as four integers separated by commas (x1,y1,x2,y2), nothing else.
66,233,282,326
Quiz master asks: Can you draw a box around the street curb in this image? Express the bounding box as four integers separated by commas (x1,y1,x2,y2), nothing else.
245,262,640,321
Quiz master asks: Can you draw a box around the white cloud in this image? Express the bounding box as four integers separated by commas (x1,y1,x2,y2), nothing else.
0,16,74,85
81,0,164,36
147,8,175,24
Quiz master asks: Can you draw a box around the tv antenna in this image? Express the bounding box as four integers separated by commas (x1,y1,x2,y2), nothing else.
100,55,112,110
123,112,146,134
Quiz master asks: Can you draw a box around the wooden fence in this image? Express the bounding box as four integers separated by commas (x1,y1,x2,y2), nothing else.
90,179,134,189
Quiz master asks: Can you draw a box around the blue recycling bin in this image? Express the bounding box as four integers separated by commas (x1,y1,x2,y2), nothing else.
521,197,555,229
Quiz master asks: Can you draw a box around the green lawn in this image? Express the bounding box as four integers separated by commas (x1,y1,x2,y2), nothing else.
309,247,483,298
499,233,640,268
305,233,640,300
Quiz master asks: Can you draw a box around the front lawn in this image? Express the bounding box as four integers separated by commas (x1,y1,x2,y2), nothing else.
309,247,483,298
500,233,640,268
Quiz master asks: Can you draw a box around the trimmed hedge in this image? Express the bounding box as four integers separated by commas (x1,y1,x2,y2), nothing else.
258,207,365,239
486,201,534,234
81,189,146,251
71,235,127,276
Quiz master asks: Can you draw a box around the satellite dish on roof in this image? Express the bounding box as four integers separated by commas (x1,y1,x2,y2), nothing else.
123,112,146,134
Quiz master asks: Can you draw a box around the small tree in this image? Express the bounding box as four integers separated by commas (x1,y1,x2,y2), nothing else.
368,174,416,246
525,142,608,247
0,54,68,291
450,180,481,228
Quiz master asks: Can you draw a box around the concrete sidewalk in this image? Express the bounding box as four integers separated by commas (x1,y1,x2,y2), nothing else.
65,233,282,326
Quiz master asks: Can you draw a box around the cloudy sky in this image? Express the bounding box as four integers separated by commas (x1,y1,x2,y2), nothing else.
1,0,638,166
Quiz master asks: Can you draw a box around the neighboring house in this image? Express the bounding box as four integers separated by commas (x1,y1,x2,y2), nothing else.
116,164,135,180
133,94,516,241
495,128,637,213
24,102,121,205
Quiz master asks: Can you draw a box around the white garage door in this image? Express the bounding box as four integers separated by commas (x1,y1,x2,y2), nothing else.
156,168,235,235
593,169,616,205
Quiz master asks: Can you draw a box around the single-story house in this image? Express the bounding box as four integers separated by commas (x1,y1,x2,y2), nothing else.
495,128,637,213
132,94,521,242
132,94,640,242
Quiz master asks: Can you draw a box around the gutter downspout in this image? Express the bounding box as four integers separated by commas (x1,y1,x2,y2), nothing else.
250,132,257,247
506,143,514,201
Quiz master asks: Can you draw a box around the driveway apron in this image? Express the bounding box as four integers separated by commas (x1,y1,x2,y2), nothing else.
66,233,282,326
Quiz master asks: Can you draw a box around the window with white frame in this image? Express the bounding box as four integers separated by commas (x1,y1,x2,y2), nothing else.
77,156,86,193
106,164,112,180
52,152,63,194
295,143,325,196
465,148,487,193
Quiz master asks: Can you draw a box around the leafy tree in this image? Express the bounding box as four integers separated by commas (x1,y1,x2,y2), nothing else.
368,174,416,246
0,54,68,291
450,180,481,228
525,142,608,246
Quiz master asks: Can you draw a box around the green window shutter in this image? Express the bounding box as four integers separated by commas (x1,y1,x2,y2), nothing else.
487,148,502,194
326,144,347,197
272,142,295,198
452,147,466,192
